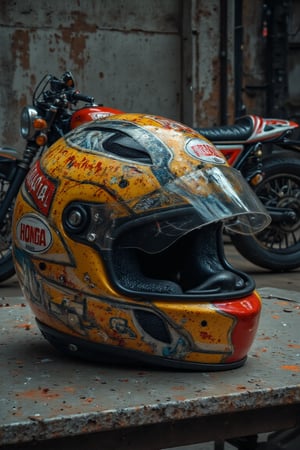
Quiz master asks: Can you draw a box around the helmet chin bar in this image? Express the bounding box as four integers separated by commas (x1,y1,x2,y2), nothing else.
109,222,254,300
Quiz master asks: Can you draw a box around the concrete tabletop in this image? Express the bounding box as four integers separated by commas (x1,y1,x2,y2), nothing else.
1,288,299,449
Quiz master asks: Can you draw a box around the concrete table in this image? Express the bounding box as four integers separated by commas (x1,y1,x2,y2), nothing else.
1,288,299,449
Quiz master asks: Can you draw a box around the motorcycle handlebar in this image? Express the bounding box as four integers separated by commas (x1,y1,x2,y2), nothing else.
70,91,95,104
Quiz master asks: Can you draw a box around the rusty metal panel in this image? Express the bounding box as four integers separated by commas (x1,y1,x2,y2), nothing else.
1,0,181,31
238,0,300,121
287,0,300,122
241,0,267,116
190,0,235,127
191,0,220,127
0,0,182,151
0,1,298,152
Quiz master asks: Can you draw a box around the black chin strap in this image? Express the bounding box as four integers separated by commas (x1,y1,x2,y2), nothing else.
185,270,245,293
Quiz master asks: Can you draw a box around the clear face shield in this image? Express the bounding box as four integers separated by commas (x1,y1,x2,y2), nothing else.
166,165,271,235
116,165,270,253
71,165,271,255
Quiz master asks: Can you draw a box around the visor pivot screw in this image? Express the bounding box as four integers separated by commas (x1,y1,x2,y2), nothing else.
84,273,91,282
63,204,89,234
68,343,78,352
93,212,103,223
68,210,83,227
87,232,96,242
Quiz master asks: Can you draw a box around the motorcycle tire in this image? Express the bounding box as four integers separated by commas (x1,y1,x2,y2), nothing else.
0,173,15,282
230,153,300,272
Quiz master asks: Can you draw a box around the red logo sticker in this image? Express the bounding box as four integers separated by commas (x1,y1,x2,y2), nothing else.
186,138,225,164
89,111,115,119
25,161,56,215
16,214,53,253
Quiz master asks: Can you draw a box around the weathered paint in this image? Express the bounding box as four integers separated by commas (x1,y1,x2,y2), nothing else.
12,113,263,369
0,0,299,153
0,0,182,151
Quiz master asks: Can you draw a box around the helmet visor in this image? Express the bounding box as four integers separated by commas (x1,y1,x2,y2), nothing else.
83,166,270,254
166,165,271,235
113,166,270,253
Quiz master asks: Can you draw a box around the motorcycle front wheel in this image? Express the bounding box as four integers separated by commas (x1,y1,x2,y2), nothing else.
0,173,15,282
230,153,300,271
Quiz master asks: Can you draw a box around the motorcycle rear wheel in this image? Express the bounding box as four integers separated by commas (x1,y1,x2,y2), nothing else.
230,153,300,271
0,174,15,282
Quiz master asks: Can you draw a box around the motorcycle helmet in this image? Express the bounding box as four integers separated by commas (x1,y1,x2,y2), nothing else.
12,113,270,370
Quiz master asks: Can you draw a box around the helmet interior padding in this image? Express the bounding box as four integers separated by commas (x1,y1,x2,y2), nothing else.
111,223,253,299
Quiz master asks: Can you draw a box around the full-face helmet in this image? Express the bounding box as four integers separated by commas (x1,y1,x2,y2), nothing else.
12,113,270,370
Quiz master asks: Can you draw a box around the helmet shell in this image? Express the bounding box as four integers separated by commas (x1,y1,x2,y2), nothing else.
12,113,262,370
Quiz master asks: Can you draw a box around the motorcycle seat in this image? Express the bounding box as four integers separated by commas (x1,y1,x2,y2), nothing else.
196,116,254,142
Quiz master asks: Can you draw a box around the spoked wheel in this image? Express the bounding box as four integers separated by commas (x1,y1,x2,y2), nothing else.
231,154,300,271
0,174,15,282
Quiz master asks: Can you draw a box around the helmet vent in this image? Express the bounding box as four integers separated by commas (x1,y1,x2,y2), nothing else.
134,310,172,343
103,132,152,163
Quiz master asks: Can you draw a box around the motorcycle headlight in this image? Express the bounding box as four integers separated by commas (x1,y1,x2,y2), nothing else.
20,106,38,139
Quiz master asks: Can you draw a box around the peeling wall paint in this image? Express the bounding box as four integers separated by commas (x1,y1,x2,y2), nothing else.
0,0,299,151
192,0,222,126
0,0,183,151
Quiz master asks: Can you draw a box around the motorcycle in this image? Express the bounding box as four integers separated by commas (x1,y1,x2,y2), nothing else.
196,116,300,271
0,72,299,282
0,71,122,282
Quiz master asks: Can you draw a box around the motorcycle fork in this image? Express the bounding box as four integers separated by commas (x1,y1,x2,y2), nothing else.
0,163,30,224
232,142,264,186
0,145,40,224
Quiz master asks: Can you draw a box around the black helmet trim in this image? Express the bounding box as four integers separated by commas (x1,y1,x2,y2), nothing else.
37,319,247,371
